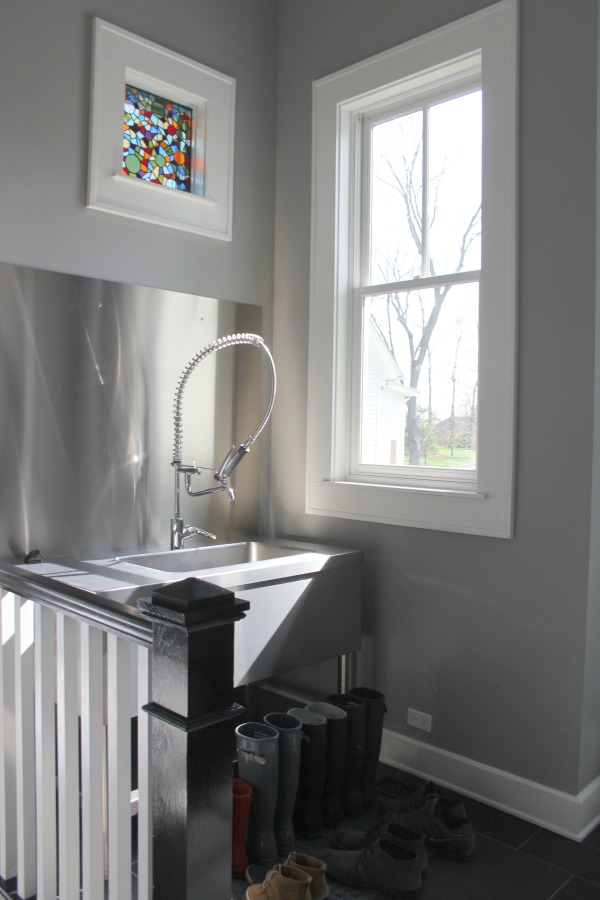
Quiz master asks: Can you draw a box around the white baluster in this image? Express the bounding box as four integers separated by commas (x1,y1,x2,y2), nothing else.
56,613,81,899
0,591,17,881
81,623,105,899
34,605,57,899
107,634,132,900
136,645,152,900
15,598,36,898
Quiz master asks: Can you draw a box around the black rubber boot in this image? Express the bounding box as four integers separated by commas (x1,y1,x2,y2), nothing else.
287,707,327,838
235,721,280,866
305,701,347,826
349,686,386,808
326,693,366,817
263,712,303,857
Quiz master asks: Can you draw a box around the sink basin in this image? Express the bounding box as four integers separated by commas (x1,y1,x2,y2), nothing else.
118,541,306,573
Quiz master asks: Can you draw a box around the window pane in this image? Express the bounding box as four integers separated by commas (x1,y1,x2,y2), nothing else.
428,91,482,274
370,109,423,283
360,284,478,470
123,85,194,192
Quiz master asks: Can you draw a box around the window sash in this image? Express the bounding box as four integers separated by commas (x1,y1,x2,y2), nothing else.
352,80,483,485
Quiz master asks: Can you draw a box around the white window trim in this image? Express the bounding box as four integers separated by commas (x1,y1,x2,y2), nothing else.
87,19,235,240
306,0,518,538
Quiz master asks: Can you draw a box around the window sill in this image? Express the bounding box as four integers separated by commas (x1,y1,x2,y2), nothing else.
306,478,512,538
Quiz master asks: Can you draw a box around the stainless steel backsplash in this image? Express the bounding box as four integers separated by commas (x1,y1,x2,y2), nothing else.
0,263,263,560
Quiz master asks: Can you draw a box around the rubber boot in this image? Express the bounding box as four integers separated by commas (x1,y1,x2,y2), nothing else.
326,693,366,817
236,721,280,867
349,686,386,808
305,701,347,826
287,707,327,838
232,778,253,878
263,712,303,857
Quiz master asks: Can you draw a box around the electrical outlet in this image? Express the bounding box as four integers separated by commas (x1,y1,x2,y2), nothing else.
407,707,432,732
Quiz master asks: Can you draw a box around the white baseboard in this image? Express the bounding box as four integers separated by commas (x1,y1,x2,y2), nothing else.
380,728,600,842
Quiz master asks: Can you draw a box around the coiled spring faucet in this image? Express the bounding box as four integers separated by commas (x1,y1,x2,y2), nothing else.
171,333,277,549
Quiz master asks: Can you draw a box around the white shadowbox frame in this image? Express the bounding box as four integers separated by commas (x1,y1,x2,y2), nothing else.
87,18,235,240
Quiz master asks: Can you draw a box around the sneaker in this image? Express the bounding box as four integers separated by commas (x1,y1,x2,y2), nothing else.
383,795,475,860
319,839,422,897
378,779,444,813
332,822,427,871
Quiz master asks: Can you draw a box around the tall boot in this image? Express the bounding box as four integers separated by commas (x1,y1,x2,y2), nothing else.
232,777,253,878
236,721,280,866
326,693,366,817
305,701,347,827
287,707,327,838
349,686,386,809
263,712,303,857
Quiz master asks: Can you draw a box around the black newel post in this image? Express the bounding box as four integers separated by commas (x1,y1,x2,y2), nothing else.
140,577,250,899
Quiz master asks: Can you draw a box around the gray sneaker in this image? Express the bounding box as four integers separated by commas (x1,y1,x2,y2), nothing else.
378,779,444,813
382,796,476,860
332,822,427,871
319,839,422,897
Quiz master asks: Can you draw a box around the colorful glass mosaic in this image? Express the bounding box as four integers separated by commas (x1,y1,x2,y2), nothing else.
123,85,195,192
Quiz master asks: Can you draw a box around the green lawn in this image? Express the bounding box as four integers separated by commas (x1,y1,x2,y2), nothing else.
405,447,476,468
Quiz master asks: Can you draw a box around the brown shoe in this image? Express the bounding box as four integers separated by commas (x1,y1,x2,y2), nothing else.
245,864,312,900
283,852,329,900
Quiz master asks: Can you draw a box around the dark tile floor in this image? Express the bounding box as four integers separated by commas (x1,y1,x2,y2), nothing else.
232,765,600,900
1,768,597,898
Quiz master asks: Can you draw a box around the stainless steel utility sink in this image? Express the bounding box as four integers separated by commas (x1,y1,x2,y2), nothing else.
4,536,363,686
118,541,305,573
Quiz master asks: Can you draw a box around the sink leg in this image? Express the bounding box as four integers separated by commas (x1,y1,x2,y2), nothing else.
337,652,357,693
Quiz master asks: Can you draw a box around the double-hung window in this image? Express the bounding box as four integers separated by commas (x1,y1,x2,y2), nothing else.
307,0,518,537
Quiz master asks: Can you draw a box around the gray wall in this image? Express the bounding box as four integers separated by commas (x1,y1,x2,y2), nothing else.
0,0,277,309
271,0,600,799
1,0,599,806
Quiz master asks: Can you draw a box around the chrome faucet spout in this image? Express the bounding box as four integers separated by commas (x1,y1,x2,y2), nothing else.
169,333,276,550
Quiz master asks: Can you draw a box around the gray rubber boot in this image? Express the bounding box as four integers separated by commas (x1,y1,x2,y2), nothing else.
263,712,303,857
349,686,386,808
236,721,280,866
287,707,327,838
326,693,366,817
305,701,347,826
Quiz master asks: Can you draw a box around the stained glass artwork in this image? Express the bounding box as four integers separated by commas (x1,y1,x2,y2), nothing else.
123,85,195,192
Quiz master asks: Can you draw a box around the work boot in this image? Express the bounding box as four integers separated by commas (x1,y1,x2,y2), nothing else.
382,795,476,859
319,839,422,896
283,852,329,900
245,863,312,900
348,687,386,808
332,822,427,871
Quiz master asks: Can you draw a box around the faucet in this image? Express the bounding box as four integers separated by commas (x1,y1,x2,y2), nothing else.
170,333,277,549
